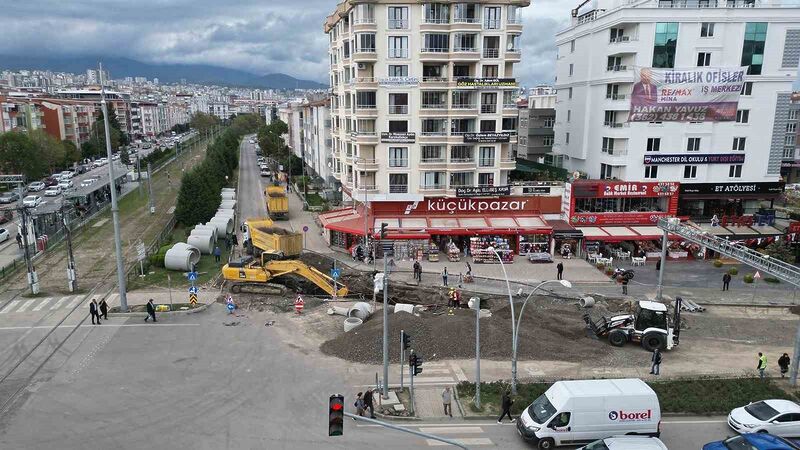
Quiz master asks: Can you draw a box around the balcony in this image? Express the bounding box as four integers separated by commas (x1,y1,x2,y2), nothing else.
603,121,630,128
354,158,379,171
506,49,521,62
483,48,500,59
353,18,376,32
351,131,379,144
353,49,377,63
388,48,409,59
421,76,448,85
389,105,409,115
449,157,475,166
389,158,409,168
478,158,496,167
388,20,409,30
389,185,409,194
451,103,478,114
500,156,516,169
419,184,446,192
602,148,628,156
480,104,497,114
420,48,451,62
354,105,378,118
484,19,501,30
421,103,447,110
420,157,447,167
656,0,764,8
350,77,378,88
452,47,480,60
606,65,628,72
609,35,638,44
605,93,628,101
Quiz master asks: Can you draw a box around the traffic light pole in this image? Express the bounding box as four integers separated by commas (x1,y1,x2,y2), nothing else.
399,329,404,390
409,358,415,415
382,248,389,400
343,413,468,449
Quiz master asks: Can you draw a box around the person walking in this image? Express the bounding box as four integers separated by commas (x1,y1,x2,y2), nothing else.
354,392,365,419
650,348,662,375
779,353,791,378
757,352,768,380
144,299,157,322
442,267,448,287
364,389,375,419
497,390,514,423
213,245,222,263
465,261,472,278
722,273,731,291
621,277,629,295
89,299,102,325
442,386,453,418
556,262,564,281
655,258,661,272
15,233,22,249
99,298,109,320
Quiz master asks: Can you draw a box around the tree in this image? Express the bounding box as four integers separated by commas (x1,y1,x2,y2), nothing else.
764,241,795,263
61,140,81,167
29,130,66,172
87,110,125,156
190,112,220,133
0,132,47,180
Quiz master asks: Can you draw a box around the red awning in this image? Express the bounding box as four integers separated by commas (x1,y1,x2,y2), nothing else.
578,225,678,242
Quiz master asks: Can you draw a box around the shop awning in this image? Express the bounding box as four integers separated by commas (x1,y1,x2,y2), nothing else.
549,220,584,239
579,225,676,242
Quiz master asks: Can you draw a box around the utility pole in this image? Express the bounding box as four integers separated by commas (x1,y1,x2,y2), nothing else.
473,297,481,409
63,207,77,292
136,153,143,197
147,162,155,214
382,237,390,400
7,176,39,295
99,63,128,312
655,228,668,302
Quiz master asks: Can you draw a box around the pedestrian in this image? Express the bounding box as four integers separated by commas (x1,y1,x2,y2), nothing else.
497,390,514,423
442,386,453,418
99,298,109,320
757,352,768,380
621,277,629,295
458,272,463,288
556,262,564,281
354,392,365,419
650,348,662,375
144,299,157,322
364,389,375,418
655,258,661,272
442,267,448,287
465,261,472,278
448,288,456,308
414,260,422,283
356,245,364,263
89,299,102,325
388,258,396,274
213,245,221,263
722,272,731,291
15,233,22,249
779,353,791,378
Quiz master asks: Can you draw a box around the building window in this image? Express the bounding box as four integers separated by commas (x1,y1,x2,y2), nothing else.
502,117,517,131
389,93,409,114
453,33,478,52
453,3,478,23
566,110,571,122
565,132,570,144
696,52,711,67
388,65,408,77
700,22,715,38
785,134,796,146
736,110,750,124
569,64,574,76
568,87,573,99
544,117,555,128
783,146,795,159
421,145,444,162
452,118,476,134
729,164,742,178
653,22,679,68
570,40,575,53
422,91,447,108
424,3,450,24
422,171,446,188
478,173,495,186
479,146,495,167
479,119,496,132
787,122,798,134
686,137,701,151
389,120,408,132
450,145,474,162
602,137,615,154
645,166,658,179
683,165,697,179
741,82,753,96
542,136,554,146
356,91,376,108
507,5,521,24
423,33,450,53
789,110,799,121
482,65,499,78
484,6,501,29
646,137,661,152
389,173,409,193
507,34,521,52
600,163,612,180
388,6,409,29
388,36,409,58
450,171,473,187
480,92,497,113
732,137,746,151
742,22,768,75
389,147,408,167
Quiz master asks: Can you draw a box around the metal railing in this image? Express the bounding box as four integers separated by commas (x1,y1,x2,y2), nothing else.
388,20,409,29
483,48,500,58
389,185,409,193
610,36,637,43
420,158,446,163
484,19,501,29
453,17,479,24
422,76,448,83
479,158,496,167
421,103,447,109
451,103,477,109
422,47,450,53
355,47,376,53
389,49,409,58
607,65,628,72
354,18,375,24
450,157,475,163
604,122,630,128
389,105,409,114
424,18,450,24
453,46,478,52
389,159,409,168
481,104,497,113
606,93,628,100
420,184,446,190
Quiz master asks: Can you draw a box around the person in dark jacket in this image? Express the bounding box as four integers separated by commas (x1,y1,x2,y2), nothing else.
779,353,791,378
722,273,731,291
89,299,102,325
621,277,629,295
364,389,375,418
650,348,662,375
556,262,564,281
99,299,109,320
655,258,661,272
497,390,514,423
145,299,157,322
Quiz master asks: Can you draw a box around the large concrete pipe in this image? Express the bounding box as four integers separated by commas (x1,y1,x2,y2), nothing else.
170,243,201,263
220,200,236,209
348,302,373,321
221,192,236,201
190,228,216,247
164,243,201,271
187,233,214,254
215,209,235,218
209,216,234,235
221,188,236,194
193,225,218,242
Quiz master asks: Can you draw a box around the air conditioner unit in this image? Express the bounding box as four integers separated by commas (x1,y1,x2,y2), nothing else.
357,63,367,70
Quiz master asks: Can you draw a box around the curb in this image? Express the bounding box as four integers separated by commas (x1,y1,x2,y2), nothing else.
108,302,210,317
373,410,421,421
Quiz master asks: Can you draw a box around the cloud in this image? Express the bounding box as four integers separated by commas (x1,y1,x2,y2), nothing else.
1,0,571,86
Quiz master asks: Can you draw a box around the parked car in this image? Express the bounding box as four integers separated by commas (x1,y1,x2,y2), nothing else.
80,178,98,188
580,436,668,450
729,400,800,436
0,192,19,204
0,228,8,243
44,186,63,197
58,180,74,190
28,181,46,192
704,433,800,450
44,177,59,187
0,210,12,224
59,170,75,179
22,195,42,208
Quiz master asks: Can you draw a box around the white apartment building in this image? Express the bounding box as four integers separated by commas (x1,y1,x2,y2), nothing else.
554,0,800,204
325,0,529,201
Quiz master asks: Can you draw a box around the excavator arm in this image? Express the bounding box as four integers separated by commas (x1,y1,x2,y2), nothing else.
264,260,349,297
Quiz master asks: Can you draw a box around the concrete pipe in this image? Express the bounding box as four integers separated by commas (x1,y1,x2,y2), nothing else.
209,216,234,235
579,296,596,308
221,188,236,194
393,303,416,315
215,209,235,219
187,233,214,254
348,302,373,321
343,317,363,333
193,225,217,242
165,244,201,271
220,200,236,209
327,306,350,317
221,192,236,201
170,243,201,263
190,229,216,248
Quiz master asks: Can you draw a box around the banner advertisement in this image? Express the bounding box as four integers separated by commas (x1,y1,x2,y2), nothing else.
679,182,785,196
377,77,420,87
570,212,672,226
628,66,746,122
643,153,746,165
463,132,511,143
455,185,511,198
455,78,517,88
598,181,679,198
380,132,416,144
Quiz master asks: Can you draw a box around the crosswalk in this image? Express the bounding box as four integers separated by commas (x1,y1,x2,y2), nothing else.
0,295,97,315
358,423,497,447
400,362,468,386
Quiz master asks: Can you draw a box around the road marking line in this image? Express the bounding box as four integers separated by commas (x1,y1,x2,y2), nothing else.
0,300,20,314
419,427,484,434
425,438,493,446
357,423,513,428
32,298,51,311
0,323,201,331
662,419,726,424
451,363,468,382
400,377,455,383
51,296,70,310
416,368,451,375
67,297,83,308
15,300,35,313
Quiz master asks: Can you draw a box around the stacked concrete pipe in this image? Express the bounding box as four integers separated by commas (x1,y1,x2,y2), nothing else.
209,216,234,236
164,243,201,271
193,225,218,242
187,231,214,254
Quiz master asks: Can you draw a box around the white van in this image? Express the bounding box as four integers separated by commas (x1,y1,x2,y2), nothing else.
516,379,661,449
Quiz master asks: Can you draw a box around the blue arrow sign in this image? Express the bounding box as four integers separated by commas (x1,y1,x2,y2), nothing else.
189,286,198,294
188,272,198,281
330,268,341,279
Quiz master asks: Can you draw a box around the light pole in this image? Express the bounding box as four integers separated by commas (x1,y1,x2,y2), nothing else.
470,297,481,409
486,246,518,394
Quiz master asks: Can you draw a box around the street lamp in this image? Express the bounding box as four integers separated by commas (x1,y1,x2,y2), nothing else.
486,245,518,393
470,297,482,409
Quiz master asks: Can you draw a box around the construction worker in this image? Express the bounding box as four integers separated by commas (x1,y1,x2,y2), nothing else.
448,288,456,308
757,352,768,380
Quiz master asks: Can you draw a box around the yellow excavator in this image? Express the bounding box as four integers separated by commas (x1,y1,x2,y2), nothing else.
222,253,348,297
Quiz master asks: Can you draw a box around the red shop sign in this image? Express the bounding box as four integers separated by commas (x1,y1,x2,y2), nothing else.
598,181,679,198
370,196,561,216
570,211,672,226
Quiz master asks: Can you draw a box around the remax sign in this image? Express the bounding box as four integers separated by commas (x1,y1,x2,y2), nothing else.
608,409,652,422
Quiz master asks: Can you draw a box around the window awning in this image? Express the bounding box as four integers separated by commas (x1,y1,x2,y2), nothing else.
579,225,677,242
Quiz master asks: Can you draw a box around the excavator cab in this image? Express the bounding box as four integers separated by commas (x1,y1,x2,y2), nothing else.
633,302,668,332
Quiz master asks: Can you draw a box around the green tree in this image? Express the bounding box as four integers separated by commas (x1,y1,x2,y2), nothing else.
190,112,220,133
28,130,66,172
0,132,47,180
87,110,125,156
61,140,81,167
764,241,795,263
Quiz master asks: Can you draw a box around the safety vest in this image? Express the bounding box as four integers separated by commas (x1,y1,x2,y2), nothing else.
759,355,768,370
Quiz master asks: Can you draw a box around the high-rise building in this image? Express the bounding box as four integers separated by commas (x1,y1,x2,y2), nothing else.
518,86,557,164
325,0,529,201
554,0,800,219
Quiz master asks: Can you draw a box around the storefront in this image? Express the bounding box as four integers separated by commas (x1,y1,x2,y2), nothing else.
677,181,785,221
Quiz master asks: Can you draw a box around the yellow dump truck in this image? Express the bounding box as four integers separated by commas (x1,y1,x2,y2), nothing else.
265,185,289,220
242,218,302,258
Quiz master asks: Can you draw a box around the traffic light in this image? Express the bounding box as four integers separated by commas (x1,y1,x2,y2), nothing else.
380,222,389,239
401,331,411,350
414,354,423,376
328,394,344,436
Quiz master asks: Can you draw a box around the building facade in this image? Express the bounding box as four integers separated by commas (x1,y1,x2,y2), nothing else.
325,0,529,201
518,86,557,163
554,0,800,219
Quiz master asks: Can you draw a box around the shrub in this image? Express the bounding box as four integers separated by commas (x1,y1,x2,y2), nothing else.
596,262,605,270
743,274,754,284
148,245,170,268
605,267,614,276
764,276,780,284
728,267,739,276
713,259,723,268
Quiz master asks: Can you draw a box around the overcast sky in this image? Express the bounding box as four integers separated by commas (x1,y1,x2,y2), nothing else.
3,0,571,86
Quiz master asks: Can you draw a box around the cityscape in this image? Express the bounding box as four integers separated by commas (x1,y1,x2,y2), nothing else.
1,0,800,449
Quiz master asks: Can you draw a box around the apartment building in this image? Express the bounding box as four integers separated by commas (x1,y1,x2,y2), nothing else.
325,0,529,201
518,86,557,163
554,0,800,220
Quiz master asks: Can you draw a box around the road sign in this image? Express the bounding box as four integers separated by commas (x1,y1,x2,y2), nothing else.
331,268,341,279
189,286,198,294
136,242,146,262
188,271,198,281
303,225,309,233
754,271,762,279
189,293,198,305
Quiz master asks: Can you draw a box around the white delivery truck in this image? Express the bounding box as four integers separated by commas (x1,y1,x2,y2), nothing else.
516,378,661,449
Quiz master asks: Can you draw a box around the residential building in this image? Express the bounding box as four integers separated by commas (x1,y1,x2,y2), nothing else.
518,86,557,164
554,0,800,220
301,98,336,186
325,0,529,201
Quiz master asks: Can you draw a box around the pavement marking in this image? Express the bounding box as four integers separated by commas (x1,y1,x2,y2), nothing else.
451,363,468,382
51,296,71,310
0,300,20,314
15,300,35,313
0,323,201,331
67,296,83,309
417,368,452,375
92,218,109,228
32,297,51,311
662,419,726,424
425,438,493,446
358,422,514,428
419,427,484,434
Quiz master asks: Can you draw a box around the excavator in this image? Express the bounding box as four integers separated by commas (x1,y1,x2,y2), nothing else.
222,252,348,297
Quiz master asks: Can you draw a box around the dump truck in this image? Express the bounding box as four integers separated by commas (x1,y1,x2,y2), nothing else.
241,218,302,258
223,254,348,297
265,185,289,220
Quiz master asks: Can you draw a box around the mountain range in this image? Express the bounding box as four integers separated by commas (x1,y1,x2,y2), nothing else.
0,55,327,90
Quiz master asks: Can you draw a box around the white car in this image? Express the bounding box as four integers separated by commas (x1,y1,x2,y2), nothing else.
59,171,75,179
0,228,8,243
80,178,98,188
580,436,668,450
28,182,46,192
728,399,800,436
58,180,73,190
44,186,62,197
22,195,42,208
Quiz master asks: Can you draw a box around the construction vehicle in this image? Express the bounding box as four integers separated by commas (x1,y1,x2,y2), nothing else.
266,184,289,220
223,253,348,297
241,218,302,258
583,298,682,352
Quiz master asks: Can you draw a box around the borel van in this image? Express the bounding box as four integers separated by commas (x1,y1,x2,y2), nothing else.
516,378,661,449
